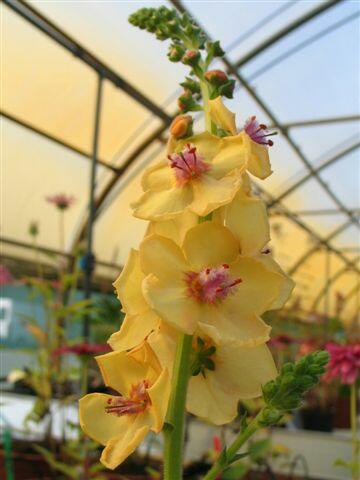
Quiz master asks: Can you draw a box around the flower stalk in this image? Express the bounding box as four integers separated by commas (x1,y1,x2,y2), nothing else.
163,333,193,480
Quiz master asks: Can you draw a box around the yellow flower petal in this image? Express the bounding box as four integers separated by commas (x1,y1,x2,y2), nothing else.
113,249,147,315
141,160,173,191
255,254,295,310
209,96,237,135
223,191,270,256
214,343,277,398
176,131,222,162
182,222,239,270
96,349,148,395
147,368,171,433
148,322,179,371
101,419,150,470
242,131,272,179
79,393,134,446
187,343,277,425
198,311,271,346
140,234,188,281
108,311,160,352
228,256,284,315
143,274,199,334
210,133,247,179
132,185,193,221
187,373,238,425
190,172,241,217
146,211,198,246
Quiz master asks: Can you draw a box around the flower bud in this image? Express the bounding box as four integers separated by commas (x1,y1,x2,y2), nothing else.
182,49,200,66
29,221,39,238
260,407,282,426
168,43,185,62
170,115,193,138
205,69,228,85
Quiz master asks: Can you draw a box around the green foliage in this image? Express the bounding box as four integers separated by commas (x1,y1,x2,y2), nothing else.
260,350,330,426
222,461,249,479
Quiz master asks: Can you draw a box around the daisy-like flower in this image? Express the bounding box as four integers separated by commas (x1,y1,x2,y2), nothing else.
148,323,277,425
0,264,14,285
139,221,286,345
79,341,170,470
132,132,250,221
326,342,360,385
46,193,76,210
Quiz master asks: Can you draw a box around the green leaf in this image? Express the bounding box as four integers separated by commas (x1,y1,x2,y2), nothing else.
33,445,79,479
222,462,249,479
217,446,228,467
249,438,271,461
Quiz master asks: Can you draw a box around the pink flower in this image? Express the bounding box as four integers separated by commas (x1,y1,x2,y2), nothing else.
244,116,277,146
46,193,76,210
326,343,360,385
0,264,14,285
53,343,111,356
168,144,210,186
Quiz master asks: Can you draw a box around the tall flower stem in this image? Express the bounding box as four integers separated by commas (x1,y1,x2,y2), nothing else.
202,412,263,480
163,333,193,480
350,383,359,480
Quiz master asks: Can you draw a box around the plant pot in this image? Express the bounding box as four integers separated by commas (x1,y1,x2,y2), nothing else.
300,407,334,432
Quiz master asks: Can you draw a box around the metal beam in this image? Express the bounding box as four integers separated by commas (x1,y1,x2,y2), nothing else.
311,260,359,310
0,236,121,270
271,208,360,217
2,0,172,125
1,109,118,172
268,141,360,209
274,115,360,130
234,0,342,69
288,220,354,275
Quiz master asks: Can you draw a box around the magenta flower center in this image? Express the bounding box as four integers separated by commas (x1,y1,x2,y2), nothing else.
244,116,277,147
185,264,242,304
105,380,150,417
168,144,210,186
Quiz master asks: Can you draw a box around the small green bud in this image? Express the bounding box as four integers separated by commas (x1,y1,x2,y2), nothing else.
259,407,282,426
180,77,201,94
178,90,200,113
168,43,185,62
29,221,39,238
207,40,225,58
218,79,236,99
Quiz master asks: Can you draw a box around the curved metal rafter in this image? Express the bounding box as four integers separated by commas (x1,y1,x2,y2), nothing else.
311,258,360,310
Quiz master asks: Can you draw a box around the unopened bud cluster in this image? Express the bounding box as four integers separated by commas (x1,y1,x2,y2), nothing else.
260,350,330,426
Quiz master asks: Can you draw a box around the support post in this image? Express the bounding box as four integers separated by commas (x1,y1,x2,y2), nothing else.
83,74,103,341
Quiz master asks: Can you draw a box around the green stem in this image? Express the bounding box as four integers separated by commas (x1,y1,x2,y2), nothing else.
163,333,193,480
202,412,263,480
350,383,359,480
199,78,212,133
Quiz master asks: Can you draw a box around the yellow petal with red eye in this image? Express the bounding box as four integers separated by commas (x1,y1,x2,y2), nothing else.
101,419,150,470
223,190,270,256
241,131,272,179
140,234,188,281
143,273,200,334
113,249,147,315
182,221,239,271
209,96,237,135
108,311,160,352
190,172,241,217
141,160,174,191
132,184,193,221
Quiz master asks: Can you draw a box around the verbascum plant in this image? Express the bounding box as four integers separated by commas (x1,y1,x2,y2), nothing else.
79,6,330,479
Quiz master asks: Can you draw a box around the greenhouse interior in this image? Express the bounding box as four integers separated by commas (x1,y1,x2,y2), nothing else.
1,0,359,479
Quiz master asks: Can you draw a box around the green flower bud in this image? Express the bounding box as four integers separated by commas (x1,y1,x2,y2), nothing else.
168,43,185,62
182,49,201,66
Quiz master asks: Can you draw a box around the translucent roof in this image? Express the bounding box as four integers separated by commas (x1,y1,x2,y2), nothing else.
1,0,359,321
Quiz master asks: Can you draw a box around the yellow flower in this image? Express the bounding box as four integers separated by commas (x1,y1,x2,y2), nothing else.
209,96,273,179
140,221,284,344
149,323,277,425
217,173,294,307
79,342,170,470
109,249,160,351
132,132,247,221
